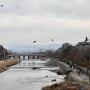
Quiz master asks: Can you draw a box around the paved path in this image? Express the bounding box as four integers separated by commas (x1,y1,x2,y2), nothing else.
58,60,90,83
78,73,90,82
70,67,90,83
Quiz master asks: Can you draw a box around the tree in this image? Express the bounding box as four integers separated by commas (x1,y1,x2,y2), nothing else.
44,49,54,57
0,45,8,60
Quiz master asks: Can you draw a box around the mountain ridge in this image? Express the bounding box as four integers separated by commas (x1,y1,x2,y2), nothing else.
7,44,61,53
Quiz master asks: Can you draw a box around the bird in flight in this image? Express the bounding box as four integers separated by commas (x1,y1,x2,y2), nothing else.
1,5,3,7
33,41,36,43
52,39,54,41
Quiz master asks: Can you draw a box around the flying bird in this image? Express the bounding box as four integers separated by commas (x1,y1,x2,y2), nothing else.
1,5,3,7
33,41,36,43
52,39,53,41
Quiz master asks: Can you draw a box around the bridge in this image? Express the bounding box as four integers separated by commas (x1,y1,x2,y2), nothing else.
8,53,45,59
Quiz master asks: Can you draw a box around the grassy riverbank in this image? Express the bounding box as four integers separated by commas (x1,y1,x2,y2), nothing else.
0,59,21,73
42,81,80,90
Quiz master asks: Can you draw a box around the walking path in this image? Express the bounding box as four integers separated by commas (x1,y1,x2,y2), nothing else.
51,60,90,90
66,63,90,83
74,70,90,83
57,60,90,83
61,61,90,90
80,74,89,82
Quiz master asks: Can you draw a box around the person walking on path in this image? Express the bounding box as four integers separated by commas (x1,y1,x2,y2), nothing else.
89,76,90,82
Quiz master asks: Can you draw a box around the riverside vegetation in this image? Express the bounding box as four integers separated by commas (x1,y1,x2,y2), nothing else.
44,42,90,73
0,59,21,72
42,81,80,90
53,42,90,70
0,45,21,72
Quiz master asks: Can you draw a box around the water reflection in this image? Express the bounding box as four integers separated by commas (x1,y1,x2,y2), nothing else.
0,59,65,90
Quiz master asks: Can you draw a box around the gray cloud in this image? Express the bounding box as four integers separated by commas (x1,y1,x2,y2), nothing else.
0,0,90,20
0,0,90,50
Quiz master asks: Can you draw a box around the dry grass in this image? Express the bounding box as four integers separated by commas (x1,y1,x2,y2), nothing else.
0,59,21,73
42,81,80,90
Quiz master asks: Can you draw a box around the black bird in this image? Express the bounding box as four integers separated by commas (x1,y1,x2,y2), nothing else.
1,5,3,7
52,39,54,41
85,37,88,42
33,41,36,43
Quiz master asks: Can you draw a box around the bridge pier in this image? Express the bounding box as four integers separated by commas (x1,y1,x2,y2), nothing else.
23,56,25,59
18,56,21,59
32,56,34,59
28,56,30,59
37,56,39,59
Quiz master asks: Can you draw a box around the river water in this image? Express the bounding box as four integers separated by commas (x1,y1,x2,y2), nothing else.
0,59,65,90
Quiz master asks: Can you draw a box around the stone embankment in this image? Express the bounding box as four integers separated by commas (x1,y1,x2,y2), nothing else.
45,60,90,90
0,59,21,73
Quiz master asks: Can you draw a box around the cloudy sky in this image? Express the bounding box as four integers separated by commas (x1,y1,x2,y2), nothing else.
0,0,90,51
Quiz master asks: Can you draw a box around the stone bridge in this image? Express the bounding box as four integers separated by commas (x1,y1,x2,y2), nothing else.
8,54,45,59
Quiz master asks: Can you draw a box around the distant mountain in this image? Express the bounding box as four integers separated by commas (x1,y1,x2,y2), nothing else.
7,44,61,53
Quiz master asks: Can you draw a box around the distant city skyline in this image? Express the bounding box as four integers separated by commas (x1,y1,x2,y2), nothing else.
0,0,90,51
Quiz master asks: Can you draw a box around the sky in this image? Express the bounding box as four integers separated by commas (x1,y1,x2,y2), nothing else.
0,0,90,52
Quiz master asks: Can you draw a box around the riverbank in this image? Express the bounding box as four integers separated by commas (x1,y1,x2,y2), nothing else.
43,60,90,90
0,59,21,73
42,81,80,90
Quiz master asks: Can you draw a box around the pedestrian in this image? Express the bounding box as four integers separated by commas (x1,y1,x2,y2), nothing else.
77,69,80,76
73,64,75,69
89,76,90,82
70,64,72,69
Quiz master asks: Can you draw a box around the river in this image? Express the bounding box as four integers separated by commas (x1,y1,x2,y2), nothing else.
0,59,65,90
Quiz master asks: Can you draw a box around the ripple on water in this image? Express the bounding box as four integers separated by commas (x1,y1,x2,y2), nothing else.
0,59,65,90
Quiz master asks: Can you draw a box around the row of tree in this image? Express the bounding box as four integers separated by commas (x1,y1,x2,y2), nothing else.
0,45,8,60
42,42,90,68
53,43,90,67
